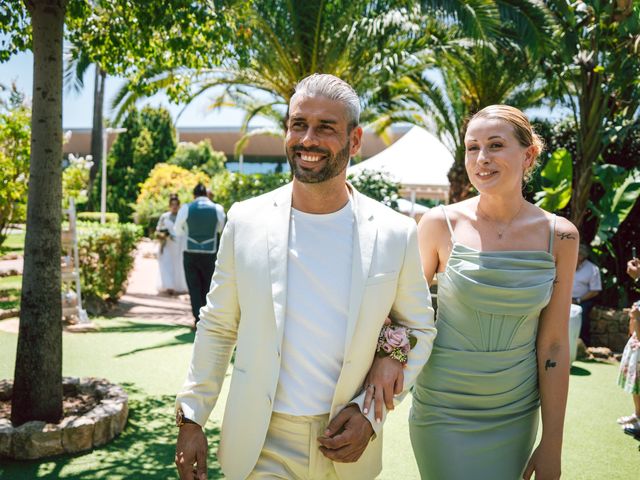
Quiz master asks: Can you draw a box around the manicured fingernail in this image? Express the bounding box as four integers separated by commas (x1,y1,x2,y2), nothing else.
376,417,381,423
363,408,368,414
324,429,331,435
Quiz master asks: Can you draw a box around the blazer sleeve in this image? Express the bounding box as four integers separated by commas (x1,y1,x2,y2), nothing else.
350,222,436,434
175,205,240,426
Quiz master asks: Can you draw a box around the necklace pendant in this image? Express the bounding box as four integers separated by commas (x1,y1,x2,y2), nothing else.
497,232,503,239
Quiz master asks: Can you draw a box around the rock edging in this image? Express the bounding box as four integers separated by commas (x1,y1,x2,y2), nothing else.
0,377,128,460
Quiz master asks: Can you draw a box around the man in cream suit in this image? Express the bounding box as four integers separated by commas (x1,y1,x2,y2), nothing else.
175,74,436,480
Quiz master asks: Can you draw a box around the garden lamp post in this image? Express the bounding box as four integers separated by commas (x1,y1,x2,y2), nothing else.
100,127,127,224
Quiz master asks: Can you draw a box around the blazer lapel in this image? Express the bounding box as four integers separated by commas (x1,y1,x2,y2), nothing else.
343,189,377,356
267,183,293,349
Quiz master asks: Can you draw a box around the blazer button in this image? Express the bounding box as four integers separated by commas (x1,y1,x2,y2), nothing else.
267,394,272,406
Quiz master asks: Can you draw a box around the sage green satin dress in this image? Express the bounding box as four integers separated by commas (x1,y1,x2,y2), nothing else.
410,207,556,480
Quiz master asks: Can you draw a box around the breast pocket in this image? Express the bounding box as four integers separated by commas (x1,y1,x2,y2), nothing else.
365,271,398,286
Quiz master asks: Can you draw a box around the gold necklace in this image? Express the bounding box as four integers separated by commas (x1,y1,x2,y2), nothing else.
476,201,524,240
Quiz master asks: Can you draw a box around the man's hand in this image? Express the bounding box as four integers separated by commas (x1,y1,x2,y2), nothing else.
363,355,404,422
317,405,374,463
175,423,208,480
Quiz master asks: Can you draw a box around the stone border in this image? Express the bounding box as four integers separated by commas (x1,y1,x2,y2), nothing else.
0,377,128,460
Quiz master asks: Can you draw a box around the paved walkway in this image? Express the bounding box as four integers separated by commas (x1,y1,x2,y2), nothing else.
113,239,193,327
0,239,194,333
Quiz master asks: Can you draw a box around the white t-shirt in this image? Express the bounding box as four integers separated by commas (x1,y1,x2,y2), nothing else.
572,259,602,299
273,199,354,415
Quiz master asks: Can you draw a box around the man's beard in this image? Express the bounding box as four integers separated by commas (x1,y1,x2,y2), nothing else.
286,141,351,184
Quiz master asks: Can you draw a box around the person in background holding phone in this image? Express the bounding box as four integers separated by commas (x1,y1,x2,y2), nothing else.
627,246,639,282
572,244,602,346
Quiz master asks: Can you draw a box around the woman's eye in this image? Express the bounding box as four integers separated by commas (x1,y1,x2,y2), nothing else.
466,145,478,151
490,143,503,148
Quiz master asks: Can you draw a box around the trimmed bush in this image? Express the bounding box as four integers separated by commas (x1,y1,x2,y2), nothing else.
347,169,399,210
169,140,227,177
134,163,211,236
76,221,143,312
76,212,119,223
210,171,291,210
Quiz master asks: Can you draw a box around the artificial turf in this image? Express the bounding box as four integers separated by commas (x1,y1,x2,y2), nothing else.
0,317,637,479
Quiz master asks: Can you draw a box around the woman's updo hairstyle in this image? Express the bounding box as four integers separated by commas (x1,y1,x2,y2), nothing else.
468,105,544,184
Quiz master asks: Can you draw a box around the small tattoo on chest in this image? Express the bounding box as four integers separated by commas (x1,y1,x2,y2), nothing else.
545,359,557,370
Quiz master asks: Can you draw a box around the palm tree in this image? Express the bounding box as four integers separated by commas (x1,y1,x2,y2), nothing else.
111,0,428,152
541,0,640,228
64,44,107,207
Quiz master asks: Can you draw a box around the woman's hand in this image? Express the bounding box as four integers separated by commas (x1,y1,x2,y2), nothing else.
522,441,561,480
362,355,404,422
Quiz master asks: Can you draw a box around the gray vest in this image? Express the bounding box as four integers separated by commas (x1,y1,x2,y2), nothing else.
185,198,219,253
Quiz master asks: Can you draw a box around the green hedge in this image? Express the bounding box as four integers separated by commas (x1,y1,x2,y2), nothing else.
76,212,120,223
211,171,291,210
76,221,142,311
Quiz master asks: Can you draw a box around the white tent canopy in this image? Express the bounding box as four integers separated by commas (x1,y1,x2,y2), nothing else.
348,126,454,202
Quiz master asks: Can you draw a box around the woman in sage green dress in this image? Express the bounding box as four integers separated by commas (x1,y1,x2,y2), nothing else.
365,105,578,480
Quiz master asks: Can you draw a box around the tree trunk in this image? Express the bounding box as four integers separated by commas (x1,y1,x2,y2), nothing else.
11,0,68,427
570,63,606,230
447,145,474,203
87,66,105,207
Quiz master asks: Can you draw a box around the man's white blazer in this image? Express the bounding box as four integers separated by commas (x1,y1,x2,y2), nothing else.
177,183,436,480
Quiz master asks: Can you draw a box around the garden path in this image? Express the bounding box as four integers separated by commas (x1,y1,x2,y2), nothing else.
0,239,193,333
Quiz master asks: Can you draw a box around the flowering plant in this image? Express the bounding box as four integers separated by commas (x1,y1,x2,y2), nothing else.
376,324,417,364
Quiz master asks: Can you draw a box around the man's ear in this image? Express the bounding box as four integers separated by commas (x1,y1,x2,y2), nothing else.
350,126,363,157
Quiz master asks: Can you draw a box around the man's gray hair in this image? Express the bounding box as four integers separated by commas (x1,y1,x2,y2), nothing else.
291,74,361,128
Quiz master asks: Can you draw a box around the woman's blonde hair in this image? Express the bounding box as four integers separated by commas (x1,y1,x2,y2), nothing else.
468,105,545,183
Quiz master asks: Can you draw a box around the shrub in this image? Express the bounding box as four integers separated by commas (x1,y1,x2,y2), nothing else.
98,106,177,222
347,169,399,210
62,154,93,209
210,171,291,210
76,212,119,223
0,86,30,246
134,163,211,235
169,140,227,176
76,221,143,312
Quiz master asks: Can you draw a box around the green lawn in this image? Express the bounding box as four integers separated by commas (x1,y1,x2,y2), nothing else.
0,275,21,311
0,231,25,257
0,318,637,479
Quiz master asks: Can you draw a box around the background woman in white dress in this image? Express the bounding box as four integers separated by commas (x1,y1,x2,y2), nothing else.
156,194,187,294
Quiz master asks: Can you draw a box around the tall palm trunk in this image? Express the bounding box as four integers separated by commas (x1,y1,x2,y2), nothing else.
570,62,607,229
87,66,105,206
12,0,67,426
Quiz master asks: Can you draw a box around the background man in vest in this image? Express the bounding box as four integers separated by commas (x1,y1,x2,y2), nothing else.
175,183,226,327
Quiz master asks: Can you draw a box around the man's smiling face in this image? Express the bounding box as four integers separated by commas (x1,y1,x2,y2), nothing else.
285,95,360,184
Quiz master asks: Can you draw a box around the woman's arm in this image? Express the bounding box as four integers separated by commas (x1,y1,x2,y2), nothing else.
524,216,578,480
417,208,447,286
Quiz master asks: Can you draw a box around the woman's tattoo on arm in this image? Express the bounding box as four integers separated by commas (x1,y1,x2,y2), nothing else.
557,232,576,240
544,359,557,370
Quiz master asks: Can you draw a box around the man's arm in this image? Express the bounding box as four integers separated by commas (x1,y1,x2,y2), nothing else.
174,204,189,236
351,224,436,433
216,204,226,233
176,206,240,424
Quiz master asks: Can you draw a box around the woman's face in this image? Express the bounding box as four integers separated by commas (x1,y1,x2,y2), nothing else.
464,117,534,196
169,199,180,214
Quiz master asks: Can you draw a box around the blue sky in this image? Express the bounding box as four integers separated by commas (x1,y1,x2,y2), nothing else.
1,50,565,130
0,50,272,129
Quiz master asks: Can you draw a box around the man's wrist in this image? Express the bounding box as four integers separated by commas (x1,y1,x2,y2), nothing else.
176,409,200,428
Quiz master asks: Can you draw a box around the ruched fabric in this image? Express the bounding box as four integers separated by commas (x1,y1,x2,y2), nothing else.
410,242,555,480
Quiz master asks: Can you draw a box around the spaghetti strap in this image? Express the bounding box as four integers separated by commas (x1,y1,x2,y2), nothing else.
548,214,557,253
440,205,456,244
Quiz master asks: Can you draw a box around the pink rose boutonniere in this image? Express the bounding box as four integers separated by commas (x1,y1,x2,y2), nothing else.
376,324,417,364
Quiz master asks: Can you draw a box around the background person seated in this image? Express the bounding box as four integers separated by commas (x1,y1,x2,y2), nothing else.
572,244,602,346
